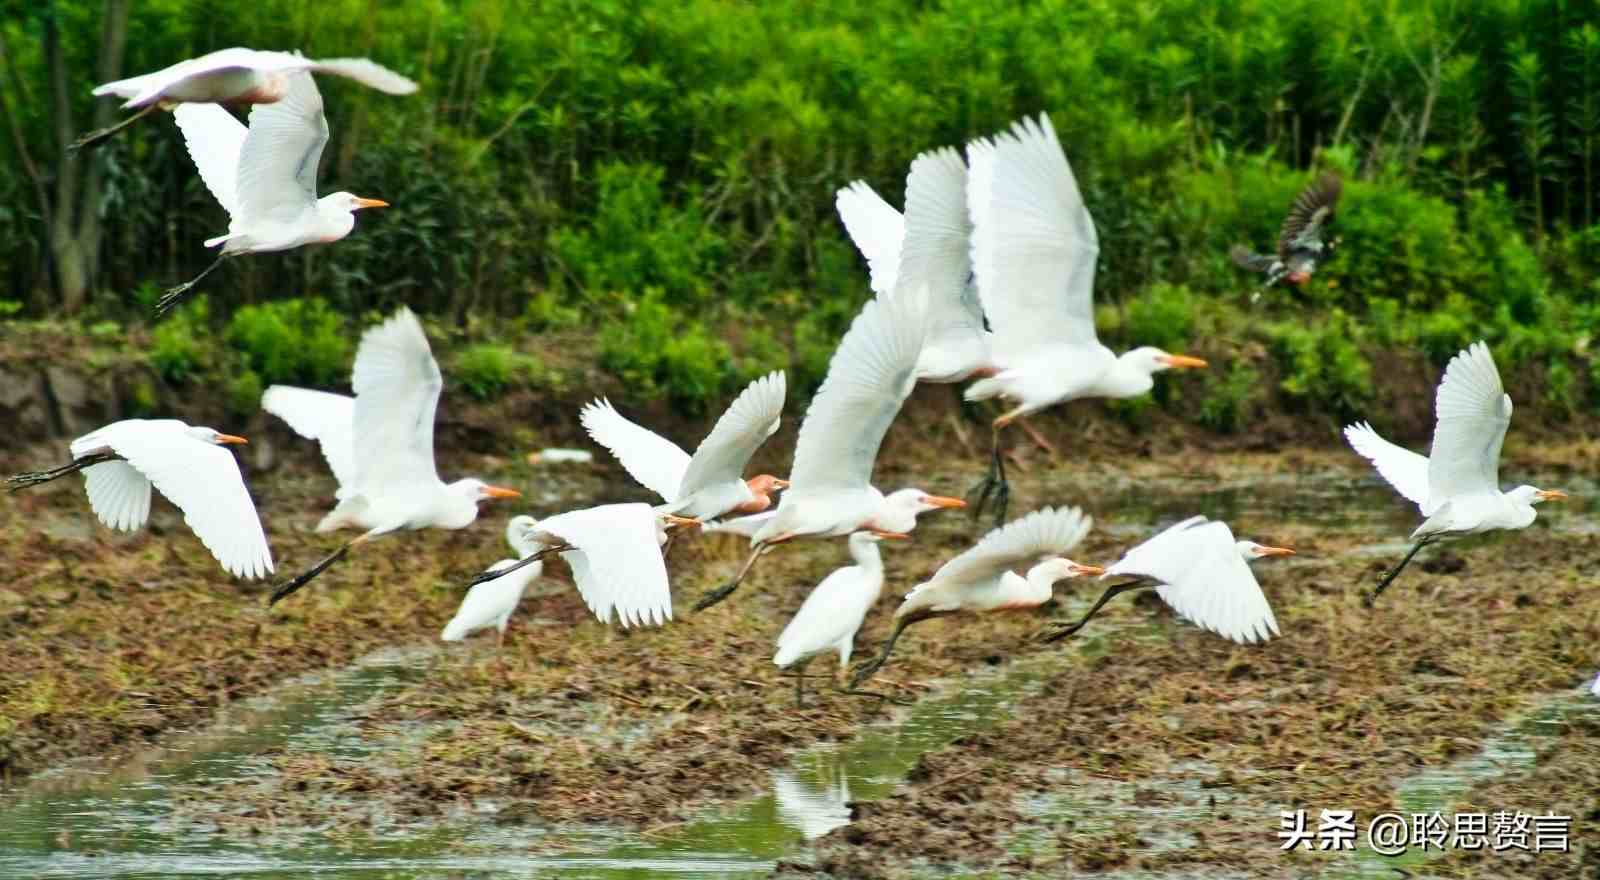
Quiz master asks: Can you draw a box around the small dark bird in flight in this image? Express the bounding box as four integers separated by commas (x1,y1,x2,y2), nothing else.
1232,172,1342,299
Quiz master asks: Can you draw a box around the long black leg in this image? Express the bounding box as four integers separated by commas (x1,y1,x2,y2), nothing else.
780,658,812,707
269,541,358,606
1040,580,1153,643
6,453,121,491
69,104,158,151
1365,537,1434,607
156,255,228,317
465,544,568,588
692,543,765,611
966,423,1010,528
849,615,925,690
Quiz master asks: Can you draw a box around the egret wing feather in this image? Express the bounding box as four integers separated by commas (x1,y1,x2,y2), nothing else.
82,461,153,532
351,308,442,493
173,103,247,218
930,506,1092,589
679,371,786,498
537,504,671,628
237,71,327,223
305,58,419,95
1344,422,1431,513
835,181,904,295
900,147,982,341
262,385,357,494
1427,342,1510,500
579,398,691,502
1106,517,1279,645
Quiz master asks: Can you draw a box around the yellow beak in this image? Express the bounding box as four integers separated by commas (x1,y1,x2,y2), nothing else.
1069,563,1105,576
1158,354,1208,369
868,529,911,540
665,514,702,529
921,495,967,510
216,434,249,446
1256,546,1296,557
354,197,390,210
1537,489,1569,501
482,486,521,499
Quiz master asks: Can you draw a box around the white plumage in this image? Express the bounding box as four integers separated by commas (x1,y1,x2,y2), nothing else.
67,419,272,579
774,532,886,670
521,504,674,628
896,506,1097,619
1102,516,1285,645
94,48,417,109
442,516,544,644
580,371,788,520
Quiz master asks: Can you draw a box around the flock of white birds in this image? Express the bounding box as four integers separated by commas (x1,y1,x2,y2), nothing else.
10,49,1593,705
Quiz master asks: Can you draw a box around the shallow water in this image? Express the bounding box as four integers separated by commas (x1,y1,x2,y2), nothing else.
0,466,1586,879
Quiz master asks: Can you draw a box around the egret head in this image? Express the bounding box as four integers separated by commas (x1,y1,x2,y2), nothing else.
329,192,389,213
1509,485,1568,507
740,474,789,512
872,488,966,534
191,426,249,446
1030,557,1105,584
1236,541,1295,561
506,514,540,545
452,478,522,505
1120,346,1208,376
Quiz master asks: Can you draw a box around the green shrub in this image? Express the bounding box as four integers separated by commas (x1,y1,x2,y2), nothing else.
454,343,545,401
1121,282,1196,353
1267,310,1372,419
226,370,264,418
598,289,734,411
147,300,210,384
1198,363,1262,433
224,298,349,386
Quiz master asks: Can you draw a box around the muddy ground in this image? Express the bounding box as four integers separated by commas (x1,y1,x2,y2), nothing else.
2,402,1598,877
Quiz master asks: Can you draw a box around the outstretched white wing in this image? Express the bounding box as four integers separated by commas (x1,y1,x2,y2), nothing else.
929,506,1092,589
1344,422,1431,513
900,147,982,341
237,70,327,223
98,48,417,106
578,399,690,502
968,113,1100,358
679,371,786,498
84,420,273,579
80,461,153,532
1427,341,1511,501
173,104,247,218
835,181,904,295
536,503,671,628
262,385,357,494
1106,517,1279,645
787,286,927,491
351,308,442,493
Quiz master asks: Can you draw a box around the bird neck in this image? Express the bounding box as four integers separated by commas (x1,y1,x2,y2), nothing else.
849,539,882,571
313,198,358,242
1098,356,1157,398
1013,565,1060,607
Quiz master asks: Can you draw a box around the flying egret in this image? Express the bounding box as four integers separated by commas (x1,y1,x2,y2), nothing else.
160,71,389,316
261,307,520,605
690,285,965,611
1231,172,1343,298
963,114,1207,524
462,504,696,628
580,371,789,522
78,48,416,149
1344,341,1567,603
774,531,895,705
1040,515,1290,644
836,147,991,383
850,506,1100,688
6,419,271,579
441,516,545,647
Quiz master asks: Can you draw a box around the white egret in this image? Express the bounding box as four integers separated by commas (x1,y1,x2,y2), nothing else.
851,506,1100,687
773,531,895,705
1344,341,1567,603
963,114,1206,523
442,516,545,647
836,147,991,382
79,48,416,149
1591,672,1600,699
6,419,271,579
580,371,789,521
463,504,695,628
262,307,520,605
690,285,966,611
772,769,853,839
1040,516,1290,644
160,71,390,315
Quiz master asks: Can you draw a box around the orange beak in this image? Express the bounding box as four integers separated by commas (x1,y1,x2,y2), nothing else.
1255,545,1295,557
1537,489,1569,501
920,495,967,510
1157,354,1208,369
868,529,911,540
216,434,249,446
665,514,702,529
482,486,521,499
1069,562,1105,576
354,197,389,210
774,479,791,489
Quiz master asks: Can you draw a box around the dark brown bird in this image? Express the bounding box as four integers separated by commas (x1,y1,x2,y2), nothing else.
1232,173,1342,297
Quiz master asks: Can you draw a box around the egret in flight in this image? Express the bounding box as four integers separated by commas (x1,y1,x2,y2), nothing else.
963,114,1206,524
462,504,695,628
1231,172,1343,298
1040,516,1289,644
6,419,271,579
774,531,896,705
442,516,545,647
1345,341,1567,603
161,71,390,316
690,285,965,611
850,506,1100,688
262,308,519,605
79,48,416,149
581,371,788,522
836,146,991,383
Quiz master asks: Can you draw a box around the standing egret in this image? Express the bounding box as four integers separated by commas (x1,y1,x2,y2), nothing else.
1231,173,1342,297
963,114,1206,524
442,516,545,647
850,507,1100,688
6,419,272,579
78,48,416,149
836,147,991,382
1040,516,1289,644
774,531,896,705
160,71,390,315
262,308,520,605
580,371,789,521
463,504,695,628
1345,341,1567,603
690,285,966,611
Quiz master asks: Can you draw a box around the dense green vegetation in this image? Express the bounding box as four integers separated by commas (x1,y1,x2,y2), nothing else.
2,0,1598,426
